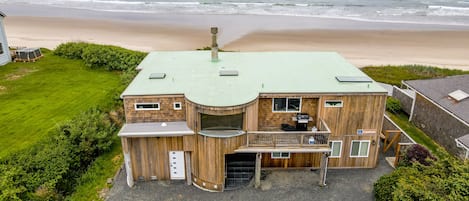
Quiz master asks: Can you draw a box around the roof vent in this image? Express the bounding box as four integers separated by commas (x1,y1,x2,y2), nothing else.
149,73,166,79
448,89,469,102
336,76,372,83
219,70,238,76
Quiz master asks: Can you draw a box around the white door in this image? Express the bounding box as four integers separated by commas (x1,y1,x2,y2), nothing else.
169,151,185,180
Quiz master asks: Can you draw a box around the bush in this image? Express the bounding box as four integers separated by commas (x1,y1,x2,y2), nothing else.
54,42,89,60
374,159,469,201
0,108,118,200
400,144,436,166
386,97,402,114
54,42,147,71
374,171,401,201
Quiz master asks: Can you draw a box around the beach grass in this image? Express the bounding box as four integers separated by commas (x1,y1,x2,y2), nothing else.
386,112,451,159
361,65,469,86
0,49,121,158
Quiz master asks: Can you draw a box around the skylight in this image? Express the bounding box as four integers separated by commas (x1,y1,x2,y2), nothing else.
149,73,166,79
336,76,372,83
219,70,238,76
448,89,469,102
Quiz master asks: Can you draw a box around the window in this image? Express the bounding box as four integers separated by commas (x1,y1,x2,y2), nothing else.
201,113,243,130
325,100,343,107
0,42,3,54
271,152,290,159
135,103,160,110
350,140,370,157
173,102,182,110
272,98,301,112
329,141,342,158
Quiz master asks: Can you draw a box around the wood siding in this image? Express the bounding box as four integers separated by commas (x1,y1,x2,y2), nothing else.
318,94,386,168
258,98,319,131
261,153,322,168
129,137,184,181
124,95,186,123
191,134,246,191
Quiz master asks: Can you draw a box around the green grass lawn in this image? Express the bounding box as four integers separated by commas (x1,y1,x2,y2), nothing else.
0,49,121,158
386,112,451,159
361,65,469,86
67,136,123,201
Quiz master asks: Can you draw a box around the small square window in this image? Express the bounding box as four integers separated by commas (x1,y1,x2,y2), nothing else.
0,42,3,54
173,102,182,110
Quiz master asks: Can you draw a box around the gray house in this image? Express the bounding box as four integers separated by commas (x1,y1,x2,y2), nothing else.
0,11,11,66
403,75,469,159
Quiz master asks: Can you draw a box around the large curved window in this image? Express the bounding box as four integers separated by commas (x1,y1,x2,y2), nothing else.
201,113,243,130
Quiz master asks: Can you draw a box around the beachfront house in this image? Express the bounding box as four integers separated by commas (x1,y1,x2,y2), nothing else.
0,11,11,66
402,75,469,159
118,28,387,191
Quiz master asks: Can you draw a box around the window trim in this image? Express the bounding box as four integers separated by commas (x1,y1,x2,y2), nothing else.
350,140,370,158
173,102,182,110
134,102,160,111
324,100,343,108
329,140,342,158
271,152,290,159
272,97,302,113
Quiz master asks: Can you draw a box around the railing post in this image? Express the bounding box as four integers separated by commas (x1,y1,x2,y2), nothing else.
246,132,249,147
300,135,304,147
273,135,277,148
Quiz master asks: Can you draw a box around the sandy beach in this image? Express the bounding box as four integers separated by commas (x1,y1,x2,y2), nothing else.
4,14,469,70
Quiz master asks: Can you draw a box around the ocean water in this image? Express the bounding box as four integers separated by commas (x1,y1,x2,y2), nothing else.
1,0,469,26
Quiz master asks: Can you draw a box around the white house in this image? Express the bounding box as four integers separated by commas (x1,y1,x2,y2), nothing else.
0,11,11,66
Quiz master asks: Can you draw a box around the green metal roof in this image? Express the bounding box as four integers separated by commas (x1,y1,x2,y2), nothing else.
121,51,386,107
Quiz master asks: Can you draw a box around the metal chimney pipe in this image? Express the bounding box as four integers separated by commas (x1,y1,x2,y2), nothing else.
211,27,219,62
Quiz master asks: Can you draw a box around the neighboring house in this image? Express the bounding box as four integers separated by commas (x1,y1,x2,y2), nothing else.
0,11,11,66
118,29,387,192
403,75,469,159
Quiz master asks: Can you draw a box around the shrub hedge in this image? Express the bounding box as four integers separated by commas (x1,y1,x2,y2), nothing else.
54,42,147,71
0,109,120,200
374,153,469,201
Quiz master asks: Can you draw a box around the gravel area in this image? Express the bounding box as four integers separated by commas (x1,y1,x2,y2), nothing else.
107,154,392,201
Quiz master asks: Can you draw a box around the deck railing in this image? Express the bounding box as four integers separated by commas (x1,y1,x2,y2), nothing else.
246,118,331,147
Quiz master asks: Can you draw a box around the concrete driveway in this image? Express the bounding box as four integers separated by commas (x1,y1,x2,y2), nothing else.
107,154,392,201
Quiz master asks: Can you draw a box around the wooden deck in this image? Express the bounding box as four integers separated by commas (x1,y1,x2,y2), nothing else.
245,118,331,148
234,145,331,153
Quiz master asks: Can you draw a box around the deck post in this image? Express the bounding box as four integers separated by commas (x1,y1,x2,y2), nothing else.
318,152,329,187
255,152,262,188
185,152,192,185
121,137,134,187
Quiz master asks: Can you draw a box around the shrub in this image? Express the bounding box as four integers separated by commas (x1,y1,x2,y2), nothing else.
400,144,436,166
54,42,89,60
54,42,147,71
386,97,402,114
374,159,469,201
0,108,118,200
374,171,401,201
